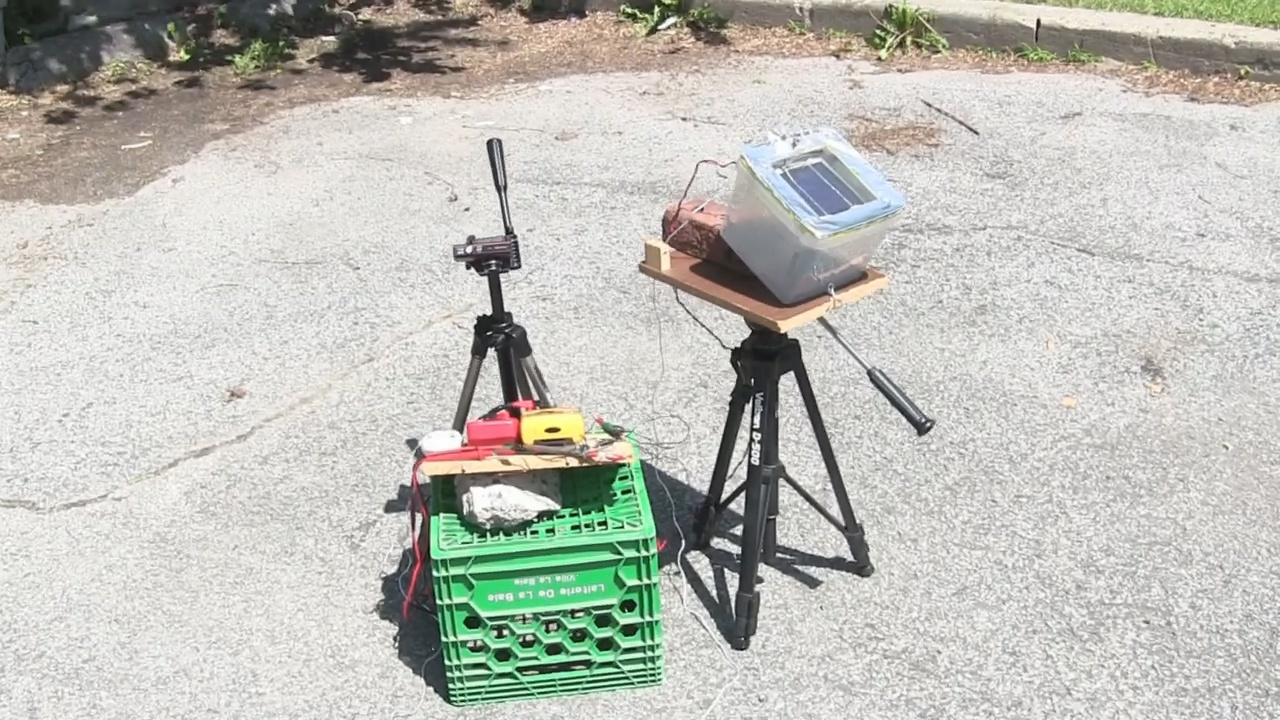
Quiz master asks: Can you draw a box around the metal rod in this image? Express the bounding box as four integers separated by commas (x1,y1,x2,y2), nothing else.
816,317,870,371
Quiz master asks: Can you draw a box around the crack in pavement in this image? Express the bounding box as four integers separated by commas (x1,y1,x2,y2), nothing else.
1028,232,1280,287
0,302,482,516
904,222,1279,287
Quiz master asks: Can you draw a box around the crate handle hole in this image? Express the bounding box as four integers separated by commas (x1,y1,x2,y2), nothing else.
463,615,482,630
519,661,591,676
620,599,638,614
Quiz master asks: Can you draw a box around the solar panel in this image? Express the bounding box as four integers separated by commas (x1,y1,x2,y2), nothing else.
778,157,866,217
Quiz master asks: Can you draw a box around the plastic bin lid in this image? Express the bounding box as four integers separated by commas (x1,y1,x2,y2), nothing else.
738,127,906,239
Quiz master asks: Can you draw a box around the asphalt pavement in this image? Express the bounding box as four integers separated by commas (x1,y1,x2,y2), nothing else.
2,57,1278,720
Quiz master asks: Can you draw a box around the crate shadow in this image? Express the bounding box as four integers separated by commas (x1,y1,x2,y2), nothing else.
379,480,448,702
640,461,868,643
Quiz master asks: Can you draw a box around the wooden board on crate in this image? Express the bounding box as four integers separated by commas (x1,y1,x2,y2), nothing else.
419,434,636,477
638,239,889,334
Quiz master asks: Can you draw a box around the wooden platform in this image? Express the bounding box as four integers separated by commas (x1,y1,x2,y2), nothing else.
638,239,889,333
419,435,635,477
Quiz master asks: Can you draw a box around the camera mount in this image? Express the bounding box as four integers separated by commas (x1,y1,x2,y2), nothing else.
449,138,555,432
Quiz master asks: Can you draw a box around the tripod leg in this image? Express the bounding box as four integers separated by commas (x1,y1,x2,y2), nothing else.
518,356,555,408
515,361,533,401
504,323,555,407
793,357,874,577
692,381,751,550
763,453,781,565
730,369,781,651
494,345,522,405
452,341,489,433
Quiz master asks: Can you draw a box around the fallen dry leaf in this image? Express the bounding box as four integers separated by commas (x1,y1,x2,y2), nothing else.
1061,395,1078,408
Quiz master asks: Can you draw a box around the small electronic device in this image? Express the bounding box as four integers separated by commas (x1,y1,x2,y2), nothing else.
722,127,906,306
465,413,520,448
465,400,537,448
518,408,587,446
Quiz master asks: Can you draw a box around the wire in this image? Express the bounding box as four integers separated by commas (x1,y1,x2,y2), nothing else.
672,288,734,352
662,159,736,243
392,540,443,720
402,456,430,621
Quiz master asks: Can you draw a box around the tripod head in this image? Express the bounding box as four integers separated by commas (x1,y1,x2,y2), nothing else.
452,138,523,276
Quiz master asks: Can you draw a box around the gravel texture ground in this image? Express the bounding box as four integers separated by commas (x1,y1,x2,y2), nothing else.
2,48,1278,720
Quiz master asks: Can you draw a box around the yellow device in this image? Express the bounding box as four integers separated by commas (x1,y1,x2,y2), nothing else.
519,408,587,446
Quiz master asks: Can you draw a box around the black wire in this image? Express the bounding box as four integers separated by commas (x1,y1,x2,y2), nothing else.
672,288,734,352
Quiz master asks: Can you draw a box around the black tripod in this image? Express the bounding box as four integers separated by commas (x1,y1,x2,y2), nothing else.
692,318,934,650
450,138,555,431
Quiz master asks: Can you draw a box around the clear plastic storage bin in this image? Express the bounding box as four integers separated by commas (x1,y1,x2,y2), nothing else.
721,127,906,306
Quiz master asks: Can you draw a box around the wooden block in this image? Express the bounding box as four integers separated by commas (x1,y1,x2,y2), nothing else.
643,239,671,272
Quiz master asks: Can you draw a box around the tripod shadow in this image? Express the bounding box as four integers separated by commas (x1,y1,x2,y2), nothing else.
641,462,862,642
379,479,449,702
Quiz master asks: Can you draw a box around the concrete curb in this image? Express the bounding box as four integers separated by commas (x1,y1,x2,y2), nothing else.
587,0,1280,82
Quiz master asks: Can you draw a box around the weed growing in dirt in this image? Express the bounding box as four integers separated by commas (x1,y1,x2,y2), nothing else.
1064,43,1101,63
869,3,949,59
1015,43,1059,62
618,0,727,36
231,35,296,75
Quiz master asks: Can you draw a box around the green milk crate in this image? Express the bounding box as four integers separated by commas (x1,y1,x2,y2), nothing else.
428,446,665,707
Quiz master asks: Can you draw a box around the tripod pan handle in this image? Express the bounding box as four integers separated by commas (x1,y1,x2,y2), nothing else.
486,138,508,194
867,368,935,436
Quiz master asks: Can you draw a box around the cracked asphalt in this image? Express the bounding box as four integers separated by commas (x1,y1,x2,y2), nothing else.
2,57,1279,720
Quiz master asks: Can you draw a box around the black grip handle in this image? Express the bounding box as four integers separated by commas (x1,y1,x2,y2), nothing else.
485,138,515,237
486,138,508,193
867,368,935,436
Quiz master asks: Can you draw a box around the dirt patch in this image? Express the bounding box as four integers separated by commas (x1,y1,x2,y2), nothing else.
2,2,1278,205
849,116,944,155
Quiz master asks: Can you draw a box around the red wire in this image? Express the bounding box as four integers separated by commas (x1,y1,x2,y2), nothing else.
402,455,429,620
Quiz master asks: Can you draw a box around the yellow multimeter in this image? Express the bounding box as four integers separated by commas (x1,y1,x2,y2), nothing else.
518,407,587,446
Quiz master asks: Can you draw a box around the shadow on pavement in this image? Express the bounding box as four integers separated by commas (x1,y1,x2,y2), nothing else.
642,462,866,642
377,544,449,703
